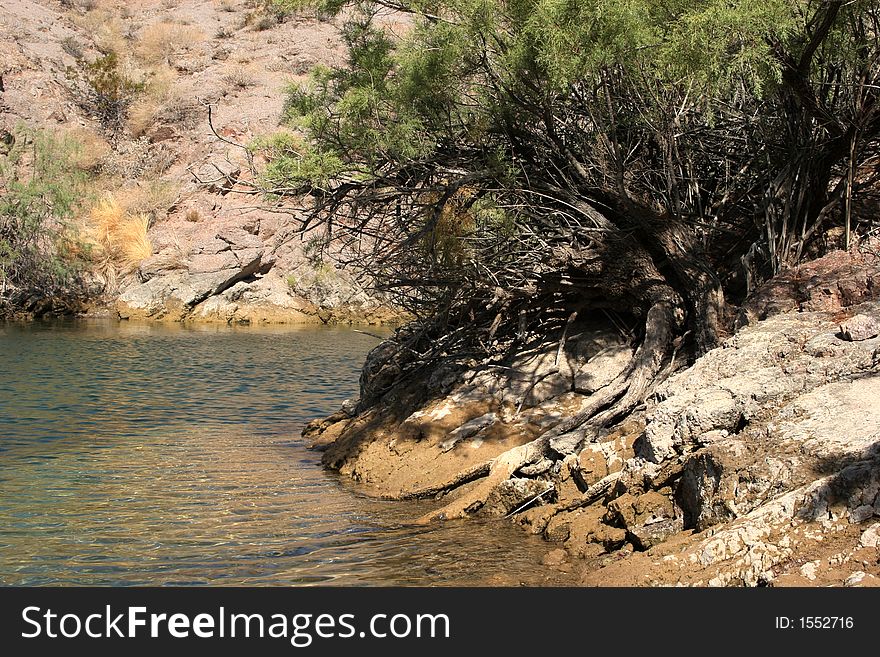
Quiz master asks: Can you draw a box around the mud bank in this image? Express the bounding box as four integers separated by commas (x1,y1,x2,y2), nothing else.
305,246,880,586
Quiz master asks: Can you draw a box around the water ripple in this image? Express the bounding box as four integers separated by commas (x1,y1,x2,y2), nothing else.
0,319,570,586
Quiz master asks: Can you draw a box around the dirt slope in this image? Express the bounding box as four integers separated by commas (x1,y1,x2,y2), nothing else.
1,0,401,324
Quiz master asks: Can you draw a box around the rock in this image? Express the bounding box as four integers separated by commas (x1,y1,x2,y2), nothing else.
799,561,820,581
859,523,880,548
542,548,568,566
551,457,583,503
642,306,880,465
573,345,631,394
677,446,740,531
306,419,349,451
196,159,242,193
340,398,358,417
839,314,879,341
844,571,866,587
189,251,239,274
850,504,876,524
216,227,263,251
604,490,679,550
148,125,177,143
737,249,880,328
515,505,559,535
575,444,610,487
544,514,573,543
118,253,268,320
482,478,552,517
632,491,676,525
628,518,683,551
591,524,628,551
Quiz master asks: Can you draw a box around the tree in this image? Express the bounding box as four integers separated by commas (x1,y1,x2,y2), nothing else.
269,0,880,507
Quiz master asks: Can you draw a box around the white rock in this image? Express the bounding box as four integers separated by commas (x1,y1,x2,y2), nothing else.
799,561,820,581
859,523,880,548
844,571,866,587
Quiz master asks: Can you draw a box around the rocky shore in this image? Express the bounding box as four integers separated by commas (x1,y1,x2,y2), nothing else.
305,245,880,586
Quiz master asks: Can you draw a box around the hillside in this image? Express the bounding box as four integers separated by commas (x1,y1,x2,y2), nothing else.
0,0,398,323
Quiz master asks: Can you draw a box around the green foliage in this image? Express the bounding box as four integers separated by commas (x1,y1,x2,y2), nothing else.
277,0,806,190
66,52,145,131
0,128,92,312
269,0,880,308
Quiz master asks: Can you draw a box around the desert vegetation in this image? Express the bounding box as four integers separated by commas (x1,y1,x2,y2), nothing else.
0,128,92,315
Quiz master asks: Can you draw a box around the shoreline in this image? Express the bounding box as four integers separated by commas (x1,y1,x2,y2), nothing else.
304,246,880,586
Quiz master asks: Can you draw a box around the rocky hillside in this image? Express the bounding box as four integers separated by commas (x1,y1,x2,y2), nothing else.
0,0,398,324
306,243,880,586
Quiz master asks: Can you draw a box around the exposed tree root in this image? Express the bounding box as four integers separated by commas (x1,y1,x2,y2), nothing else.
415,436,551,523
548,299,676,453
413,299,677,523
556,471,623,513
392,460,491,501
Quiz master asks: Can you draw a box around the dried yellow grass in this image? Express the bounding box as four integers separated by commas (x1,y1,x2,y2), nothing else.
116,212,153,270
71,8,127,57
137,22,204,65
128,67,200,136
127,98,162,138
84,193,154,277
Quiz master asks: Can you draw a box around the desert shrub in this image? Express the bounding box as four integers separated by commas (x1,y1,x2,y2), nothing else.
127,67,201,136
60,36,85,59
137,22,204,65
222,66,257,90
0,128,92,314
66,52,145,132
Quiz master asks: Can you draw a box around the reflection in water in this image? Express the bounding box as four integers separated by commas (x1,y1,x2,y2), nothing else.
0,320,569,586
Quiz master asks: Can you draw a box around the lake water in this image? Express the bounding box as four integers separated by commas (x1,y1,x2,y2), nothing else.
0,320,569,586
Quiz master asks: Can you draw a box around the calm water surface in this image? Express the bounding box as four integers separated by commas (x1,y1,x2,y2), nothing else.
0,320,568,586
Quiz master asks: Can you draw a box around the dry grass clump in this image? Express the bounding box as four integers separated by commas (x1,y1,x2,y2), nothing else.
71,8,128,56
84,194,154,283
115,181,178,220
127,66,201,137
137,22,205,66
126,65,176,136
222,66,257,91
